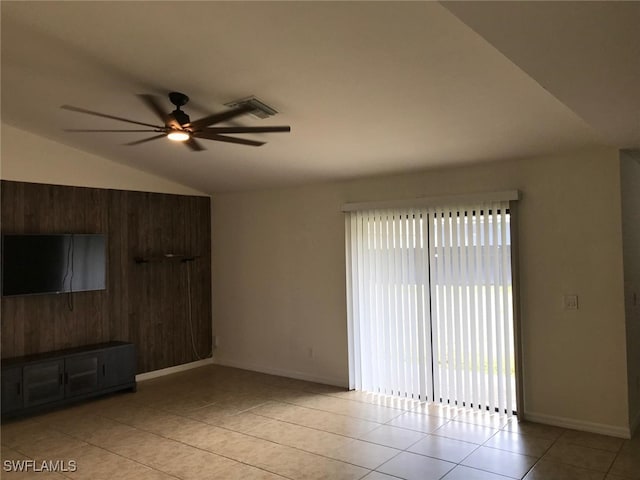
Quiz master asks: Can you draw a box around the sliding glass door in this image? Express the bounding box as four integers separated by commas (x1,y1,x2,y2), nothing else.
345,201,517,415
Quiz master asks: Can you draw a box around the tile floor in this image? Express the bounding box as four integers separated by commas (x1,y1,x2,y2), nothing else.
1,364,638,479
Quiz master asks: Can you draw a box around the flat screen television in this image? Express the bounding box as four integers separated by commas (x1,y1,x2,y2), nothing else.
1,234,106,297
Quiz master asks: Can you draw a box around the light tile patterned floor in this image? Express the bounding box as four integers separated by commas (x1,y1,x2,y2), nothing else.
1,364,638,479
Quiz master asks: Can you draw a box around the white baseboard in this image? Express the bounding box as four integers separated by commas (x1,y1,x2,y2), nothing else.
213,357,347,388
136,357,214,382
524,410,631,439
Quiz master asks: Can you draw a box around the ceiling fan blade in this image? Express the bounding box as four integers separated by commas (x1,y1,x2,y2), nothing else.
137,94,181,129
61,105,162,129
194,132,265,147
124,134,166,146
185,104,254,130
64,129,160,132
185,138,205,152
201,126,291,134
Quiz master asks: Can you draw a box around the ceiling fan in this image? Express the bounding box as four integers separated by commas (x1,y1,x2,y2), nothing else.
61,92,291,151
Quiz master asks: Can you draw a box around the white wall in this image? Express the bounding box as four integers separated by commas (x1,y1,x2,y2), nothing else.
1,123,205,196
212,147,630,436
620,150,640,434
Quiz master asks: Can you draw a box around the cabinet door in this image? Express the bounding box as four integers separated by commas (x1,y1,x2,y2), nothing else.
65,354,99,397
100,345,136,389
24,360,64,407
1,367,24,414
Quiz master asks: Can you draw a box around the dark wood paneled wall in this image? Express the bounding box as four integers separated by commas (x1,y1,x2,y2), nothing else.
1,181,212,373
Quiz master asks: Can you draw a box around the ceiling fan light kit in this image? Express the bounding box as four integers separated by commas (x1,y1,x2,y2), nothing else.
61,92,291,151
167,131,190,142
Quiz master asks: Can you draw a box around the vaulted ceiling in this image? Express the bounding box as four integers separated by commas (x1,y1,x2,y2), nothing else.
2,1,638,193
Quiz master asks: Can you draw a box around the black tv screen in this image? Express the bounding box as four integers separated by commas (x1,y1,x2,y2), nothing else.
1,234,106,297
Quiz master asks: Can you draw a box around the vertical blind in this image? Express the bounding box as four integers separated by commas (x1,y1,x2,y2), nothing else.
346,208,433,401
345,201,516,415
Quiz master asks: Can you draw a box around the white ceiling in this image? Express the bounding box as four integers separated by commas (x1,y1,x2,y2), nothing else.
1,1,638,193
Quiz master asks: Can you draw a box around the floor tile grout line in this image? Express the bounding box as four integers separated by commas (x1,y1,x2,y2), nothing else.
89,403,390,474
479,443,544,459
446,464,521,480
201,372,418,414
530,428,626,479
460,450,533,480
140,380,465,427
368,415,577,480
244,419,476,474
517,426,569,480
247,398,393,425
454,443,483,469
237,377,421,413
279,385,426,410
429,431,496,445
264,395,460,428
97,393,389,449
242,402,521,465
4,422,185,480
601,436,624,478
53,392,515,478
380,409,453,433
368,411,488,479
41,413,294,480
242,409,384,441
556,428,627,454
141,399,386,443
276,397,407,424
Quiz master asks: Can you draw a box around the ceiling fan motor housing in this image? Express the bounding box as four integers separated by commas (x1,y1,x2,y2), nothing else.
168,92,191,126
171,109,190,126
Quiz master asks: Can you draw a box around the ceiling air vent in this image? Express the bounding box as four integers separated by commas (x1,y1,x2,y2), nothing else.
224,96,278,119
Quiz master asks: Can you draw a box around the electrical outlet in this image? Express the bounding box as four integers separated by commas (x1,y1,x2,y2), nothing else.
563,295,578,310
213,336,219,348
308,347,314,358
